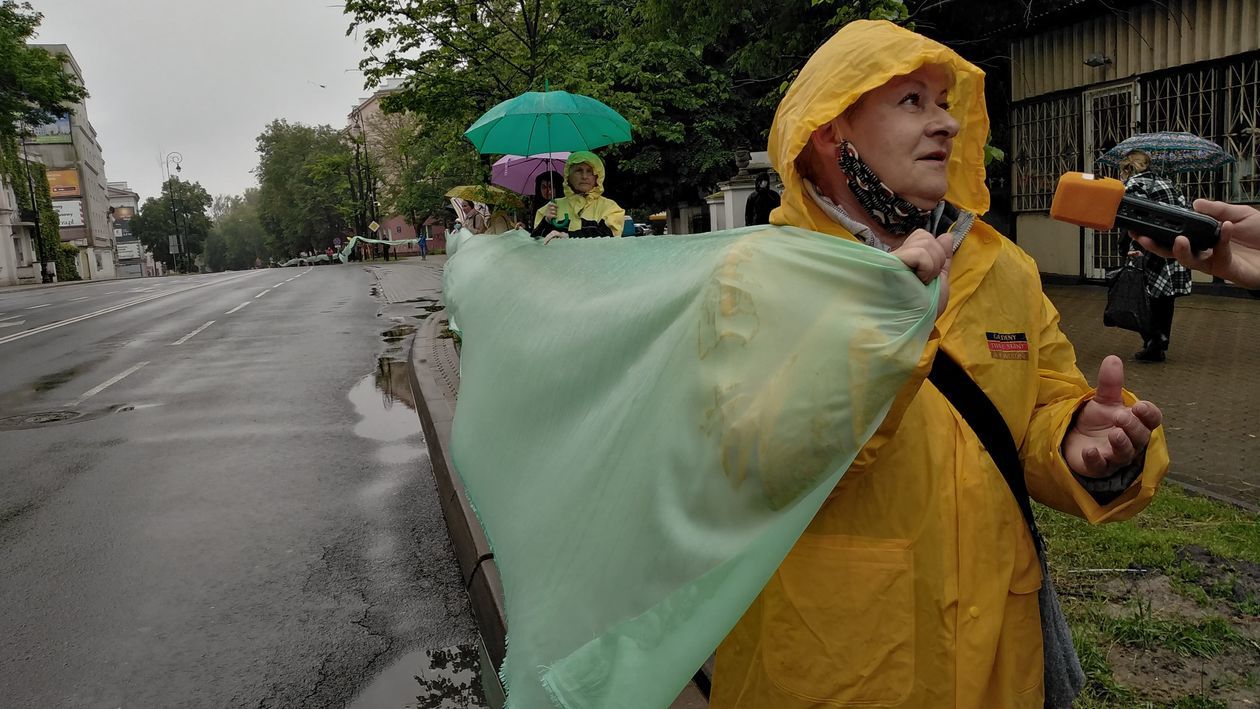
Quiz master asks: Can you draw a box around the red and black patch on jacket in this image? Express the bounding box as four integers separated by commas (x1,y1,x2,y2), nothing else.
986,332,1029,360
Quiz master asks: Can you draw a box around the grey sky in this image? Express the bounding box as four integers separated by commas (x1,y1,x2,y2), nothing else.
31,0,375,204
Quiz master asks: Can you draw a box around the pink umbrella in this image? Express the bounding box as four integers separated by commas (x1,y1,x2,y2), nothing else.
491,152,570,195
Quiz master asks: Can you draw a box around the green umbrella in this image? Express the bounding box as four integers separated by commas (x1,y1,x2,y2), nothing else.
464,89,632,155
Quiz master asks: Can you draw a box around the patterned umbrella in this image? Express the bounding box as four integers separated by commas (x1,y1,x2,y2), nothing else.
1099,132,1235,173
444,184,525,209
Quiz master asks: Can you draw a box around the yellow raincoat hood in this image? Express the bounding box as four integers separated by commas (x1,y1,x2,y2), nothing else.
769,20,990,234
564,150,608,201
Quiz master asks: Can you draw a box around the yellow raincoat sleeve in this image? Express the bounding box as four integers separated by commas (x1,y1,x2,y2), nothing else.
603,199,626,237
1021,294,1169,523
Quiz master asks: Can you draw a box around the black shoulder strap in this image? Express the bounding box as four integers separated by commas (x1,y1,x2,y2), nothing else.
928,350,1036,532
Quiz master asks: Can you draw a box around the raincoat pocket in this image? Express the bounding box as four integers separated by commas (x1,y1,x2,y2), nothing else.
997,588,1045,700
762,534,914,706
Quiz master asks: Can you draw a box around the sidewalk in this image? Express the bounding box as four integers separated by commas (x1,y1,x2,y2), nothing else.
374,255,1260,707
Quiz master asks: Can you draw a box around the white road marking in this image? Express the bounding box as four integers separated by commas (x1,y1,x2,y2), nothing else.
254,289,270,299
273,282,284,287
69,361,149,406
25,303,51,309
0,314,20,322
0,271,262,347
105,291,121,295
225,302,250,314
0,320,25,328
170,321,215,346
71,296,89,301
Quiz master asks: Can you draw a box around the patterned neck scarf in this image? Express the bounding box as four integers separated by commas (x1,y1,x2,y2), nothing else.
837,139,934,236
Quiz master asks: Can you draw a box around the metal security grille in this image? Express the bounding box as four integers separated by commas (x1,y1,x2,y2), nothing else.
1011,94,1081,212
1141,65,1223,201
1011,51,1260,213
1225,56,1260,203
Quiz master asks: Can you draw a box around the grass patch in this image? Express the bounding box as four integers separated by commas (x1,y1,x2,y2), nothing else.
1036,485,1260,574
1088,601,1242,658
1040,484,1260,704
1165,696,1228,709
1070,619,1140,707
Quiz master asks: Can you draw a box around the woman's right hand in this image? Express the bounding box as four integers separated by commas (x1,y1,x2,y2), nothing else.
892,229,953,316
545,203,557,220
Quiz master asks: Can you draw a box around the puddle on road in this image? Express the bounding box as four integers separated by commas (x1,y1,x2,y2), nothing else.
382,325,416,344
348,644,489,709
348,357,421,444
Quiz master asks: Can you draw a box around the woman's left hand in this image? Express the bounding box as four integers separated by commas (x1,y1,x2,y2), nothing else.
1063,355,1163,477
542,230,568,245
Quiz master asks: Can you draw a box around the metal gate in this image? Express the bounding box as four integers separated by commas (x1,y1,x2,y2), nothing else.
1082,83,1140,279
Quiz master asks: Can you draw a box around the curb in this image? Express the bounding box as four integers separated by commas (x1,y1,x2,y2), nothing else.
406,311,508,680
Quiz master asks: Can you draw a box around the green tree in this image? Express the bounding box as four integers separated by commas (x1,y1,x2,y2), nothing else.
205,189,268,271
254,120,353,257
0,1,87,137
130,177,212,271
346,0,753,212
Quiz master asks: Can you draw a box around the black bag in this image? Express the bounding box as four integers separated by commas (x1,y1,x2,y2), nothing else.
1103,257,1151,334
928,352,1086,709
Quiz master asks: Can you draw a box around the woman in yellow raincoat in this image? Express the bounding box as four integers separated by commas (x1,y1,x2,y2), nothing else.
533,151,626,240
711,21,1170,709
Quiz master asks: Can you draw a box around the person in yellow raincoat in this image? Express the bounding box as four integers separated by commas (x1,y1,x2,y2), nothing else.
711,20,1170,709
533,151,626,240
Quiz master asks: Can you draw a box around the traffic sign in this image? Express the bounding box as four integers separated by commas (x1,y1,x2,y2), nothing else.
368,221,380,233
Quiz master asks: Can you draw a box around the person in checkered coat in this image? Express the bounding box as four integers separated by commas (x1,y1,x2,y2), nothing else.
1119,150,1193,362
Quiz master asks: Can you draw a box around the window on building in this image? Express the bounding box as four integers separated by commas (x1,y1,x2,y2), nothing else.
1225,56,1260,203
95,250,103,270
13,237,23,266
1011,94,1081,212
1142,64,1223,201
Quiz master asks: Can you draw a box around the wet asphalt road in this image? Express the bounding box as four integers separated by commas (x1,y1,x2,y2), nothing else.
0,267,477,707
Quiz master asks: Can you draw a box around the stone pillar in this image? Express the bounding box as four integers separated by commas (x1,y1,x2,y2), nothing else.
706,193,726,232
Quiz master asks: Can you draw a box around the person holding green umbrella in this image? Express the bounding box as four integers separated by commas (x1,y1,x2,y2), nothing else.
533,151,626,241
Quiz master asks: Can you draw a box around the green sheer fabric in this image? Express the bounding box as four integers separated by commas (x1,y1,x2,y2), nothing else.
444,227,937,708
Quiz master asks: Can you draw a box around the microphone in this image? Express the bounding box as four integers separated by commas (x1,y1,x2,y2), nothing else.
1049,172,1220,252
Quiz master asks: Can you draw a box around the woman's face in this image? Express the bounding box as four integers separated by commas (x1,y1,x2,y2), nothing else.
540,180,555,200
834,64,960,209
569,163,598,194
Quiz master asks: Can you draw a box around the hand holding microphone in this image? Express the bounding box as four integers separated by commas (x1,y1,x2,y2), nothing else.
1050,172,1220,251
1135,200,1260,290
1049,172,1260,289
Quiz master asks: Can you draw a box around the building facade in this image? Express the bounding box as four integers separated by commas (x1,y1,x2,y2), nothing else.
347,79,445,254
107,181,150,278
25,44,115,281
1009,0,1260,280
0,159,41,286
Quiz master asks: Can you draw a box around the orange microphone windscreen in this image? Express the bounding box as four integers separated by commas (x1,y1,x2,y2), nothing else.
1049,172,1126,230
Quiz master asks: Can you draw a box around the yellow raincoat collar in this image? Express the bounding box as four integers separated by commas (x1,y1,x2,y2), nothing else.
769,20,990,237
564,150,607,202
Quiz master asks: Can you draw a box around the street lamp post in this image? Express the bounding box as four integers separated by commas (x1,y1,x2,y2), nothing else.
163,152,185,273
